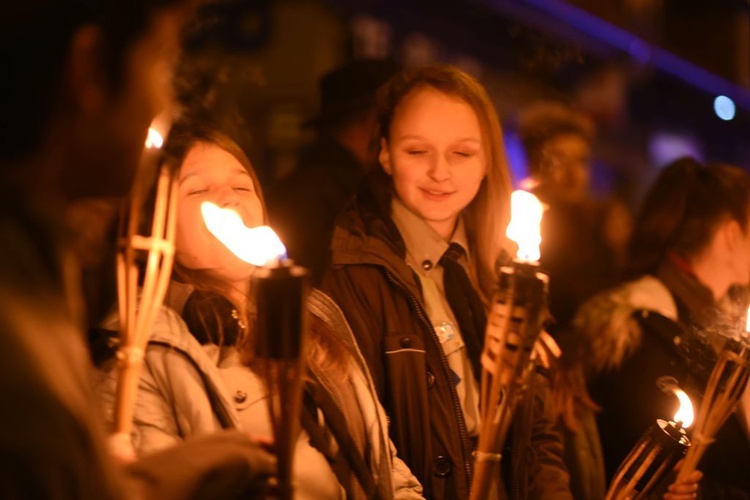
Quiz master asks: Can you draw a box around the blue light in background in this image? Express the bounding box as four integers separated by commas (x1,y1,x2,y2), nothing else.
714,95,736,121
503,130,529,188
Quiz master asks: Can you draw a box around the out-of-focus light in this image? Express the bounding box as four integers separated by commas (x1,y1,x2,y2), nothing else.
714,95,736,121
649,131,703,167
145,128,164,149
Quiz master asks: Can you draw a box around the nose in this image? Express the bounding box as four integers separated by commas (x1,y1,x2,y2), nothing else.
428,154,451,182
218,186,239,208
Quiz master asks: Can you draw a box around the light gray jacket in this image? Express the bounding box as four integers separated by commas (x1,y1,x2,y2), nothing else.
97,287,422,499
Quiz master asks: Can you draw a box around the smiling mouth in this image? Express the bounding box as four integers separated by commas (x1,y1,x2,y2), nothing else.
421,188,455,199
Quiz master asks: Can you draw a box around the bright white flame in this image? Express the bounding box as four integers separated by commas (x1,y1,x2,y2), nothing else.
201,202,286,266
672,389,694,428
745,305,750,333
505,190,544,263
145,128,164,149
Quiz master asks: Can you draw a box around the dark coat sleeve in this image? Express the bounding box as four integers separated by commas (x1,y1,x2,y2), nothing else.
321,265,387,401
519,373,574,500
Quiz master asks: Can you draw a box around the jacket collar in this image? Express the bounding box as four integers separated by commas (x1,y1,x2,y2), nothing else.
656,257,718,332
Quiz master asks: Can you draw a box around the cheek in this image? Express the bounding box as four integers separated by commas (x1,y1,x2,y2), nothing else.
175,203,211,265
390,161,421,192
459,160,487,189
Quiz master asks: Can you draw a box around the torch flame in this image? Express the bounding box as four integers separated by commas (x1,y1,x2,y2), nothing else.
201,202,286,266
745,305,750,335
505,190,544,263
145,128,164,149
672,388,694,428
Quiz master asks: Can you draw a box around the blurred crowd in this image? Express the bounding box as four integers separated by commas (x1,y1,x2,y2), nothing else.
1,1,748,499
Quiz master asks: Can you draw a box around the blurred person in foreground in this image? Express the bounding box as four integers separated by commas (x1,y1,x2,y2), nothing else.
573,158,749,498
267,58,399,283
0,1,276,498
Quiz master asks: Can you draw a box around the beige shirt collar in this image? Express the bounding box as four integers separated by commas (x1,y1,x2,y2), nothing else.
390,197,470,275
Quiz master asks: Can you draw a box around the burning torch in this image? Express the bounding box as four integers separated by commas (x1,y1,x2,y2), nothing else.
674,308,750,484
470,190,560,499
202,201,310,500
606,382,694,499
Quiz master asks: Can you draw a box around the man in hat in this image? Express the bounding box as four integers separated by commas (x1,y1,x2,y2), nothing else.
267,58,399,283
0,1,273,497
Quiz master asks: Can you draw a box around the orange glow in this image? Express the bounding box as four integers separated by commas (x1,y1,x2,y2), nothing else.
672,388,694,428
505,190,544,263
201,201,286,266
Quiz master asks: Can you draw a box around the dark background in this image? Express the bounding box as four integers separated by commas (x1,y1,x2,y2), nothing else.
176,0,750,209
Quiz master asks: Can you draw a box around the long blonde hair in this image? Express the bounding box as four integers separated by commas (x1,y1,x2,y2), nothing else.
376,64,513,302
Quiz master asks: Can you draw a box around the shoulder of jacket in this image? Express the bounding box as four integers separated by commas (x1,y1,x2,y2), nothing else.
574,276,677,373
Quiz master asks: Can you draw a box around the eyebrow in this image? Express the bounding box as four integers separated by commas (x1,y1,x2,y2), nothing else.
396,134,480,143
179,167,251,185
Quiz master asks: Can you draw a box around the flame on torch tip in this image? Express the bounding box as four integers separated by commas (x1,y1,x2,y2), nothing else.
200,202,286,266
745,306,750,334
145,128,164,149
505,190,543,263
672,388,694,428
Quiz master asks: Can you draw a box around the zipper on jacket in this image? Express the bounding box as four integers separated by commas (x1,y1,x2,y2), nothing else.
384,270,474,488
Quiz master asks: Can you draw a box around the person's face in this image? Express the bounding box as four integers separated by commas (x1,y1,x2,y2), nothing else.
67,8,185,199
539,133,591,201
380,87,486,240
175,143,264,282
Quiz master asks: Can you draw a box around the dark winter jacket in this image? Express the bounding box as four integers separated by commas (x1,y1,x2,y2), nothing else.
322,172,572,499
575,260,750,498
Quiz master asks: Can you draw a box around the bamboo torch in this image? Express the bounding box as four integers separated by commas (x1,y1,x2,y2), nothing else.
606,385,694,499
201,201,310,500
470,190,560,499
674,311,750,483
110,125,178,461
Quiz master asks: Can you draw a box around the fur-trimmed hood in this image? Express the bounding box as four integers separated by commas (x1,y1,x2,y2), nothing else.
573,275,677,375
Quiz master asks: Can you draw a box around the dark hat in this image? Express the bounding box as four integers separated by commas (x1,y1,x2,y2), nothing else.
306,58,401,128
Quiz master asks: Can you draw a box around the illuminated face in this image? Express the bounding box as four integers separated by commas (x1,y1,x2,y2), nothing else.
175,142,264,282
380,86,486,240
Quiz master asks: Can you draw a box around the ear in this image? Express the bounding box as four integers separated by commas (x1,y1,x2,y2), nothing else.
379,138,392,175
722,219,742,247
65,25,106,116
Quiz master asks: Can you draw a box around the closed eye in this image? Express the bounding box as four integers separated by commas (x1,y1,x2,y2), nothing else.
233,186,253,193
454,151,475,158
407,150,428,156
188,188,208,195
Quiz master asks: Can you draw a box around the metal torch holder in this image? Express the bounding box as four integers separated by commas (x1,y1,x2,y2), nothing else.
606,419,690,500
251,261,310,500
470,260,548,500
